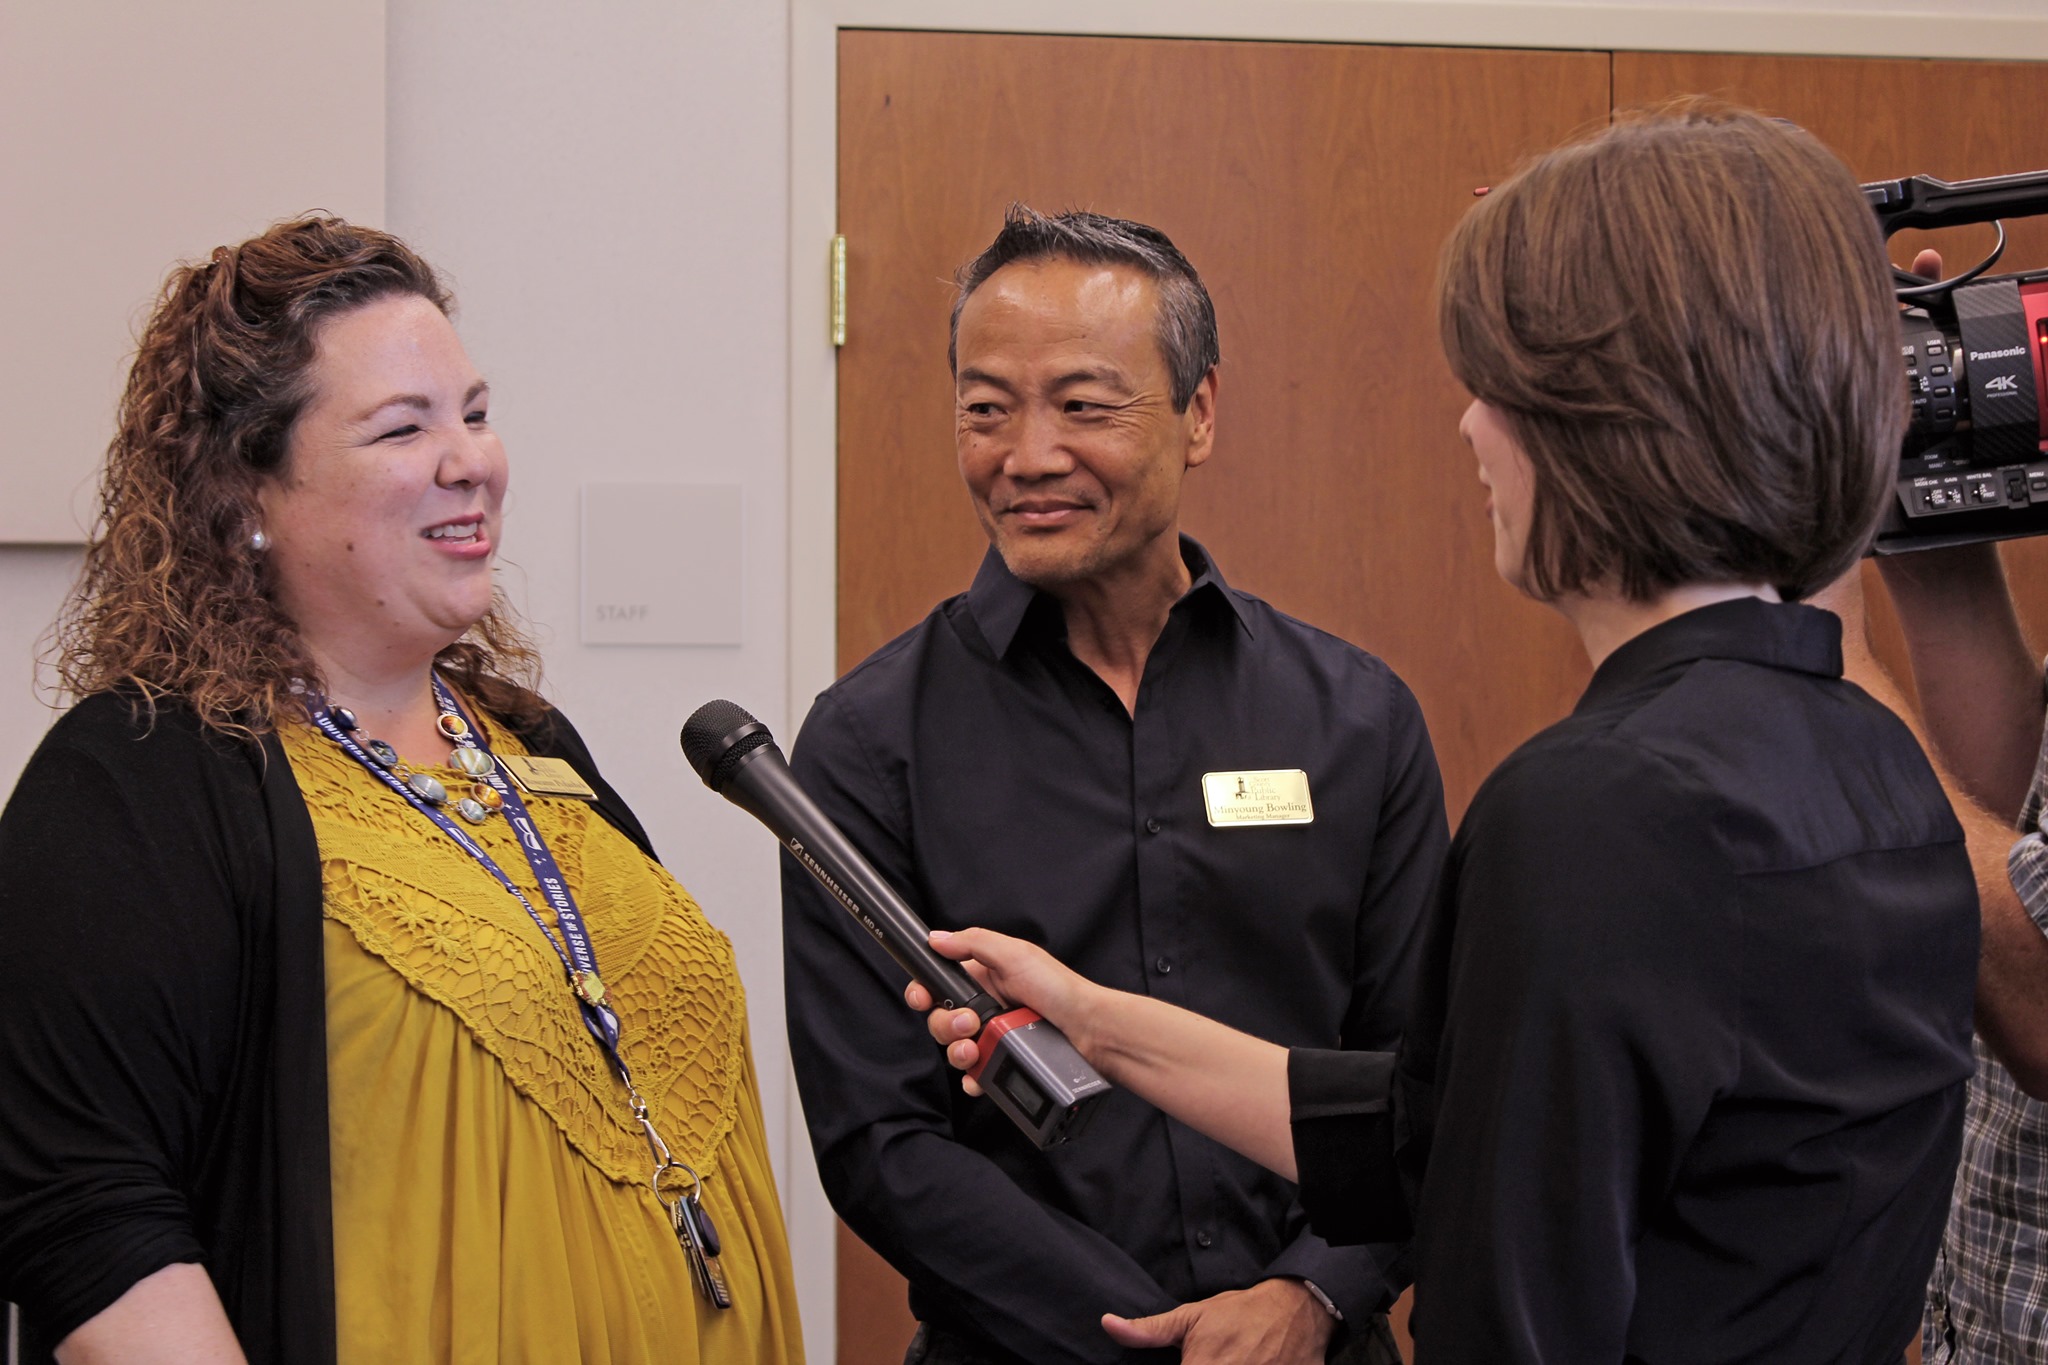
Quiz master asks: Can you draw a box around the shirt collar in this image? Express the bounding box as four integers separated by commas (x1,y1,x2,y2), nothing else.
966,534,1255,659
1575,597,1844,715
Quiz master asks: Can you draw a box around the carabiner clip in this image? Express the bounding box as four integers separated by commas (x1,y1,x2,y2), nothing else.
634,1096,673,1172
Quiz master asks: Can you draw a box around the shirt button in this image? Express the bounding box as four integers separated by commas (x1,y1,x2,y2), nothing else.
1195,1230,1214,1248
1155,956,1173,974
1144,817,1162,834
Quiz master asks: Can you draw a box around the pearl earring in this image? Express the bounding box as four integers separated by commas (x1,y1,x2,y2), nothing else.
250,528,271,552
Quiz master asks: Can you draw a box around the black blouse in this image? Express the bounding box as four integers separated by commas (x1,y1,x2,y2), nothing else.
1290,599,1977,1363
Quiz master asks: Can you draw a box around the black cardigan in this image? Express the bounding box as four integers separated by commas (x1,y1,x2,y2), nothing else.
0,691,655,1364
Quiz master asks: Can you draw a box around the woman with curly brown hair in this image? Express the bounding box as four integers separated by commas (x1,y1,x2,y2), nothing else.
0,218,802,1365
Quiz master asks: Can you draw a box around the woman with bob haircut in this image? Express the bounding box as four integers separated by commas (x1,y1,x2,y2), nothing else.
0,219,801,1364
910,103,1978,1362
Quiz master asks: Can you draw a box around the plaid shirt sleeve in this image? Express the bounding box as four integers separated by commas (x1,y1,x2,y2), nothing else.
1925,666,2048,1364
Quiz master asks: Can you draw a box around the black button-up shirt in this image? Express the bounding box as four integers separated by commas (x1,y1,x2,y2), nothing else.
785,539,1447,1363
1290,599,1977,1363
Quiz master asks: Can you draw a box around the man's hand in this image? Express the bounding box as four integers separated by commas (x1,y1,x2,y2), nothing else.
1101,1278,1335,1365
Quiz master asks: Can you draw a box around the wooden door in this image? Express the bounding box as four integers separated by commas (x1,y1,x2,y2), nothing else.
834,30,2048,1365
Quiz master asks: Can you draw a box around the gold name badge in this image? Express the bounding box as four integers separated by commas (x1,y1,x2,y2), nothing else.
1201,769,1315,828
496,754,600,801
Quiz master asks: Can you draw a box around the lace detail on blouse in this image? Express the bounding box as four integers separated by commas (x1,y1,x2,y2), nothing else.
280,716,747,1185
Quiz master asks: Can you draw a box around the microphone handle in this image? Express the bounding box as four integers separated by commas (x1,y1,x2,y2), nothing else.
729,745,1002,1022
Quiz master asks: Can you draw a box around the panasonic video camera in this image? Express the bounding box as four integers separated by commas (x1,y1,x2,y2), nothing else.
1870,169,2048,553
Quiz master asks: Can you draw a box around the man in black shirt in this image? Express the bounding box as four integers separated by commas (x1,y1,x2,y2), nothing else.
782,207,1447,1364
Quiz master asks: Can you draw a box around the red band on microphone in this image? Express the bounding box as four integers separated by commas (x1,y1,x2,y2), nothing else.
966,1007,1043,1083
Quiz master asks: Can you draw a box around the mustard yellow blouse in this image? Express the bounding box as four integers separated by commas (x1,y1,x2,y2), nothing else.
280,714,802,1364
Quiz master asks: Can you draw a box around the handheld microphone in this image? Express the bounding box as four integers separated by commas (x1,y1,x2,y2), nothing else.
681,700,1110,1148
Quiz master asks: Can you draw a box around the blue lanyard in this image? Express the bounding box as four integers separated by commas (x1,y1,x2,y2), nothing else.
311,680,729,1300
310,680,627,1079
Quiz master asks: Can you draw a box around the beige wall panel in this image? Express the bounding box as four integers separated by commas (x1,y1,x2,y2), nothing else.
0,0,385,543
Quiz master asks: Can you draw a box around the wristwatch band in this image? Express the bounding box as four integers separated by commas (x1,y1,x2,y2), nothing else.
1295,1277,1345,1321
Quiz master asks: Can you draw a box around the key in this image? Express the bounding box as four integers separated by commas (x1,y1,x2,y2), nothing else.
683,1194,732,1308
669,1194,707,1289
671,1193,732,1310
684,1191,723,1258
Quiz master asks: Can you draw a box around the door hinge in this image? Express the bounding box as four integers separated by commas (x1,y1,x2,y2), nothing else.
830,234,847,347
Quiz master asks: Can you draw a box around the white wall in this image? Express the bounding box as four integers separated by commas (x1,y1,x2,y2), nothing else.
0,549,78,785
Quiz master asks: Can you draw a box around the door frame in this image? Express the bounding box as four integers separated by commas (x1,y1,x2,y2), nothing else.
783,3,2048,1356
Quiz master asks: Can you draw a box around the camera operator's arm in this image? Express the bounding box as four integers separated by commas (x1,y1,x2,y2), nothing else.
1822,563,2048,1097
1859,246,2043,808
1877,545,2040,819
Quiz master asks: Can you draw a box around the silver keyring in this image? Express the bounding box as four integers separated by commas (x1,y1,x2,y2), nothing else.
652,1159,703,1207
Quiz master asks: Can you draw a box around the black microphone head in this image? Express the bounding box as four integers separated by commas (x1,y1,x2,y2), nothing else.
681,700,780,792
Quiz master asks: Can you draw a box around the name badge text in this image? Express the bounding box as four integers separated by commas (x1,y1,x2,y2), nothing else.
1201,769,1314,827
